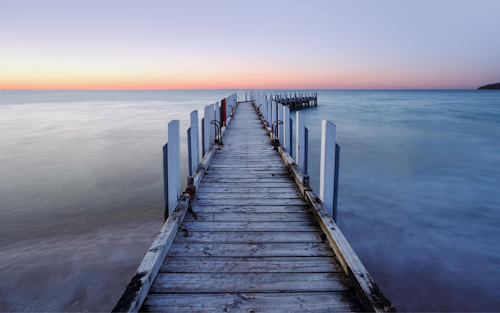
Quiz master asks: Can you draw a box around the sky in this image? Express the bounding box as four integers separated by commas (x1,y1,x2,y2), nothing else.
1,0,499,90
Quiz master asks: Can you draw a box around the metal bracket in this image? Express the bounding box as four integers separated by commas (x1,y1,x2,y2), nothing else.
210,120,223,150
271,120,283,150
229,105,236,118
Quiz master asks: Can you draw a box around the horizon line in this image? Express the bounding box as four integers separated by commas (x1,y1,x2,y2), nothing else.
0,88,480,91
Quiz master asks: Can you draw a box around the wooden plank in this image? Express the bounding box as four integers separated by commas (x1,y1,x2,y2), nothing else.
194,192,302,199
197,182,299,188
197,187,300,193
183,212,314,222
202,174,292,179
168,242,334,257
204,169,289,174
173,231,324,243
198,180,298,185
208,163,285,167
149,273,346,293
190,205,310,213
207,166,286,170
193,199,307,206
143,293,357,313
161,256,343,273
112,195,190,313
180,221,321,232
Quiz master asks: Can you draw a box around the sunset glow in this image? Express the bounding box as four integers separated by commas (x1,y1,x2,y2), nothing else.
1,0,499,90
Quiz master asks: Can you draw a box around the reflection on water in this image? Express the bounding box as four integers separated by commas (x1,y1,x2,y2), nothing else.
0,90,499,311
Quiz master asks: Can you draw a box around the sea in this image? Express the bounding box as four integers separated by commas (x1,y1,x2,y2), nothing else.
0,90,499,312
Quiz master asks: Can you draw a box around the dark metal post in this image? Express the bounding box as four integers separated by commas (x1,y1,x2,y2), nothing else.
162,143,168,221
305,127,309,175
201,118,205,156
333,143,340,222
187,127,192,176
289,117,293,159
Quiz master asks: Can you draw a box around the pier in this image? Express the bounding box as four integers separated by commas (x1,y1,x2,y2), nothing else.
113,93,394,312
245,91,318,110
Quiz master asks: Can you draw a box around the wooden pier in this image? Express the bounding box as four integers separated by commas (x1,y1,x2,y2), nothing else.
273,91,318,110
113,93,394,312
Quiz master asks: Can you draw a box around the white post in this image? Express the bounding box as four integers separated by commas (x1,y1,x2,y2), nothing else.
267,99,272,128
190,111,199,172
167,120,181,216
203,105,211,155
296,111,305,172
272,101,277,133
278,103,284,145
209,103,215,144
264,97,268,123
215,101,220,126
283,105,290,152
320,120,337,217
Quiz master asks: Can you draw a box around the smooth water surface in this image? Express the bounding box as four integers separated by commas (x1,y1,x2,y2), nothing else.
0,90,499,311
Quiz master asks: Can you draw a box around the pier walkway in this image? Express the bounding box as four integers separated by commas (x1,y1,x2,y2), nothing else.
113,100,394,312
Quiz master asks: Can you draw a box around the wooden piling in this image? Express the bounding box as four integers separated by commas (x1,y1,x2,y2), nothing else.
167,120,180,217
203,105,211,155
189,111,199,174
319,120,337,218
296,111,306,173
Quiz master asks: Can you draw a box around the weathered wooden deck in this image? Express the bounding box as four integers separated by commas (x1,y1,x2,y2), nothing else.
113,100,394,312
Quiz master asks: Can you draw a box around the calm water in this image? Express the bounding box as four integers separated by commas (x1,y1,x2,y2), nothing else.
0,90,499,311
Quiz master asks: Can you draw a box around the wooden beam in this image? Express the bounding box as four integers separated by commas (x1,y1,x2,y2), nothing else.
111,195,190,313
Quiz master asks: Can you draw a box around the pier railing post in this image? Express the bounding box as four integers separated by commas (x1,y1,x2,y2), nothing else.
215,102,220,134
203,105,211,155
283,105,290,152
264,99,273,127
271,100,277,130
278,103,284,145
167,120,181,219
209,103,215,144
296,111,306,173
190,110,199,173
319,120,337,219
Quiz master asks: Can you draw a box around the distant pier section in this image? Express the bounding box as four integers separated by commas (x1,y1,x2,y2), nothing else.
246,91,318,110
